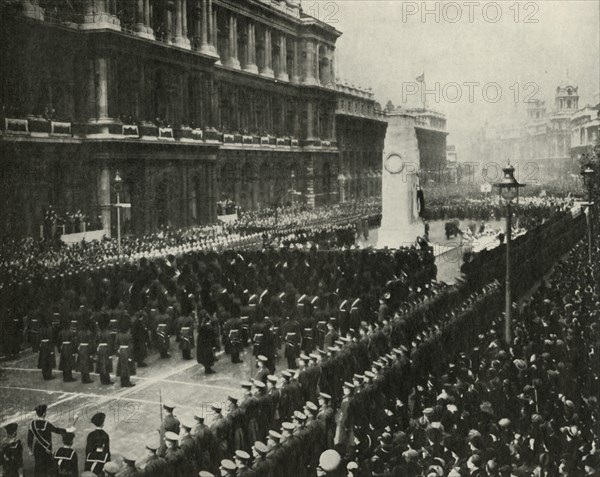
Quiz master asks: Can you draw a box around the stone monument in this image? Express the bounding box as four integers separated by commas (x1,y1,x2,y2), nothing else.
377,112,424,248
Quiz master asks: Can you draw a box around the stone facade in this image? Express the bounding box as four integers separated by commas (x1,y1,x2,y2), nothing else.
481,80,580,182
0,0,386,237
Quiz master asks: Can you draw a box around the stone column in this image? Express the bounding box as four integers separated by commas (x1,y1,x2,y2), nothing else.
200,0,211,53
225,13,240,69
305,100,315,140
290,38,300,84
244,21,258,73
315,43,321,85
174,0,191,48
260,27,274,78
212,9,220,64
134,0,154,39
305,157,316,208
277,34,289,82
99,167,112,237
80,0,121,30
302,38,317,85
165,5,173,43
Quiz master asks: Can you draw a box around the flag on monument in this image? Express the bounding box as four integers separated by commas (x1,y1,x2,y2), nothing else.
416,73,425,83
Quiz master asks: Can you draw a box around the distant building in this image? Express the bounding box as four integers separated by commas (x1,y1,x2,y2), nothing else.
570,102,600,168
406,108,448,182
446,145,458,183
482,78,579,182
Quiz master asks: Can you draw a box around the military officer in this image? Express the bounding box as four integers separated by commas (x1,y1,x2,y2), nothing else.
27,404,69,477
163,431,187,477
254,355,269,383
209,403,228,464
158,401,180,457
234,450,252,477
179,417,198,476
191,412,215,474
58,339,77,383
219,459,237,477
139,440,169,477
131,312,149,367
119,456,141,477
116,345,135,388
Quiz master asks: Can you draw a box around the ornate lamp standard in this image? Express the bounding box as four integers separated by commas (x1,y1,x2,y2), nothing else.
580,163,596,264
114,170,123,260
494,163,525,345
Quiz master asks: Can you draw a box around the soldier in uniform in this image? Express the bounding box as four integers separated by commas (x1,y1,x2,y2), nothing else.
317,449,342,477
58,339,77,383
267,375,281,428
334,382,355,455
131,312,149,368
158,402,180,457
119,456,141,477
53,431,78,477
116,345,135,387
163,432,186,477
179,417,198,476
37,338,56,381
197,314,217,374
85,413,110,461
179,326,193,360
95,342,113,385
240,382,259,451
0,423,23,477
209,403,228,465
219,459,237,477
282,317,301,369
191,412,215,474
77,342,94,384
28,404,68,477
156,323,171,359
254,355,270,383
139,440,169,477
234,450,252,477
248,441,270,477
224,318,243,364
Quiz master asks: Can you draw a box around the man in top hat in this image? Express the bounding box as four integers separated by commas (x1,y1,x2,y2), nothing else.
53,431,79,477
234,450,251,477
28,404,69,477
197,313,217,374
139,440,167,477
1,423,23,477
37,338,56,381
158,402,180,457
131,312,149,368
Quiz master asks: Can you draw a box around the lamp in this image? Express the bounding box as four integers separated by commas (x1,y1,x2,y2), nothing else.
496,164,524,203
493,161,526,345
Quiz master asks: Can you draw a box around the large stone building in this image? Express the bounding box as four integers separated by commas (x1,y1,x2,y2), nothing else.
481,79,579,182
570,102,600,167
0,0,386,238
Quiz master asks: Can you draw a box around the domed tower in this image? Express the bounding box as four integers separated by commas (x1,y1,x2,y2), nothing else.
555,75,579,114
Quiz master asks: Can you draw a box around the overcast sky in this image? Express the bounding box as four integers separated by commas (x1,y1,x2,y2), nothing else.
310,0,600,153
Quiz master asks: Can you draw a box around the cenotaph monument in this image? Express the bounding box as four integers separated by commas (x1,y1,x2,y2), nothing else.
377,111,424,248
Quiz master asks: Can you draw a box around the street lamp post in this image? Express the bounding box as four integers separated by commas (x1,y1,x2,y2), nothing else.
114,170,123,260
581,163,596,264
494,163,525,345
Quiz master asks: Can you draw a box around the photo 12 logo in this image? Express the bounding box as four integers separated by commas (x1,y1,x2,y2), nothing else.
402,81,540,105
401,1,540,24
